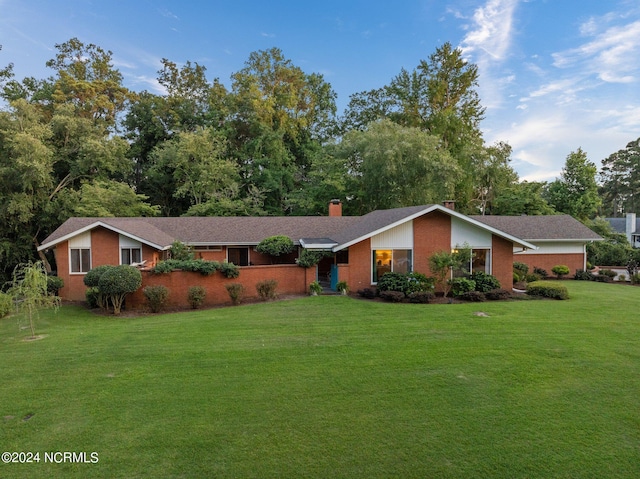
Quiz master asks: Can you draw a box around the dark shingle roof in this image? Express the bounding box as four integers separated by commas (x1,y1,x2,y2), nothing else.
606,217,640,235
470,215,602,241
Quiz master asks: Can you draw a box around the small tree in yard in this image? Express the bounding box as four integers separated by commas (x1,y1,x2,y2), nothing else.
98,265,142,315
7,261,60,339
552,265,570,280
429,247,472,297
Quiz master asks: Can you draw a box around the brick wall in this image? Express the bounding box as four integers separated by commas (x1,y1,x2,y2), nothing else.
127,264,316,310
344,238,371,291
515,253,585,277
492,235,514,289
413,211,452,275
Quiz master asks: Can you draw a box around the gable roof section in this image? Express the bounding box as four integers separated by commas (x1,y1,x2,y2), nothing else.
470,215,602,242
331,205,537,251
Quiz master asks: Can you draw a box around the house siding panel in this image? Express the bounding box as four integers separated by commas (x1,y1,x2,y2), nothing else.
371,221,413,249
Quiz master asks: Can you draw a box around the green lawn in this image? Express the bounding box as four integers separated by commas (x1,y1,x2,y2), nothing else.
1,281,639,478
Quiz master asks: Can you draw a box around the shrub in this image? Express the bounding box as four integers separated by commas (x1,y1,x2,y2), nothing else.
533,267,548,278
526,281,569,300
594,275,613,283
460,291,486,302
513,262,529,278
256,236,294,260
470,272,501,292
296,249,327,268
256,279,278,301
225,283,245,305
187,286,206,309
524,273,542,283
626,259,638,277
97,265,142,315
169,241,194,261
380,290,405,302
377,272,410,296
618,274,627,282
485,289,512,300
218,262,240,279
85,287,100,309
47,275,64,295
599,269,617,279
143,285,170,313
309,281,323,295
408,291,434,303
357,288,376,299
552,265,570,279
406,272,435,294
0,292,13,318
632,273,640,285
574,269,594,281
336,281,349,294
450,277,476,297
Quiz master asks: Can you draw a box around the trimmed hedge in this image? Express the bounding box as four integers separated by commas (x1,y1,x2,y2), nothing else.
526,281,569,300
151,259,239,278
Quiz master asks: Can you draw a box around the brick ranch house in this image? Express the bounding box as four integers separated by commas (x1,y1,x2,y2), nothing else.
38,202,602,309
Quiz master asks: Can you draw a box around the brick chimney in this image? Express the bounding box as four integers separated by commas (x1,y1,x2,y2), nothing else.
329,199,343,217
442,200,455,210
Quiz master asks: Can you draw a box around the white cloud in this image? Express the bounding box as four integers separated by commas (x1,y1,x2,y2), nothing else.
460,0,518,61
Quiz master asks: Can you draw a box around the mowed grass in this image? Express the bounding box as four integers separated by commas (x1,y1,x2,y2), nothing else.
1,281,639,478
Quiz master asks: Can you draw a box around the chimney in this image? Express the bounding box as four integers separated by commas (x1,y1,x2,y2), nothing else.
442,200,455,211
626,213,636,245
329,199,343,217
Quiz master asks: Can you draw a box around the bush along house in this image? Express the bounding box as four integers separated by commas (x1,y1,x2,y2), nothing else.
38,201,602,309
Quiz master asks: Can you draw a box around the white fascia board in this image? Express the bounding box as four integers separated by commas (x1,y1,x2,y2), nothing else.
299,239,338,250
37,221,168,252
332,204,538,252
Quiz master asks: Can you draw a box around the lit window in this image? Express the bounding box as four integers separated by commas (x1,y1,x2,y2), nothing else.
70,248,91,273
372,249,413,283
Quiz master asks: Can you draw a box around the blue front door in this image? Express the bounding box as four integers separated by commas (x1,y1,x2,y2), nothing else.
330,264,338,291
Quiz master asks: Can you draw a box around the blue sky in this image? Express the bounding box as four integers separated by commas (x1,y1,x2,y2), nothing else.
2,0,640,182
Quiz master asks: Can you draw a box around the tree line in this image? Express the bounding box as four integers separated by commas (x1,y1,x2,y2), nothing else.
0,39,637,281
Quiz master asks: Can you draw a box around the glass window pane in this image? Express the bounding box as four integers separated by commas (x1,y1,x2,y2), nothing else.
71,249,80,273
472,249,489,273
373,250,392,283
81,249,91,272
393,250,412,274
121,249,131,265
132,248,141,264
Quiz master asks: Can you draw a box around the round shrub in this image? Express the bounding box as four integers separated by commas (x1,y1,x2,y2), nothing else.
485,289,512,301
225,283,245,305
526,281,568,300
470,272,501,292
47,275,64,295
357,288,376,299
98,265,142,315
296,249,326,268
380,290,405,302
218,262,240,279
460,291,486,302
513,262,529,278
377,272,410,295
406,272,435,294
256,279,278,301
450,277,476,297
256,236,294,257
188,286,206,309
408,291,434,303
85,287,100,309
552,265,570,279
83,265,115,287
574,269,594,281
143,285,170,313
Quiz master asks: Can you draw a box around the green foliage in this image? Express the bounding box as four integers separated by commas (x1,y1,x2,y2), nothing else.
225,283,245,305
187,286,206,309
492,181,556,216
296,249,328,268
357,288,376,299
599,137,640,215
429,248,470,297
470,271,501,292
450,277,476,297
632,273,640,285
460,291,486,302
485,289,512,300
169,241,194,261
83,265,114,287
551,265,570,279
85,287,100,309
256,279,278,301
377,272,410,296
380,290,405,302
574,269,595,281
406,272,435,294
408,291,434,303
0,292,12,318
143,285,170,313
599,269,617,279
309,281,323,295
7,261,60,337
513,262,529,278
97,265,142,315
46,275,64,295
533,267,548,278
151,259,239,278
256,236,295,258
335,281,349,294
526,281,569,300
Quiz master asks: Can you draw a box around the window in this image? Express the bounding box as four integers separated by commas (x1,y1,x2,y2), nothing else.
70,248,91,273
121,247,142,265
454,248,491,277
228,247,249,266
372,249,412,283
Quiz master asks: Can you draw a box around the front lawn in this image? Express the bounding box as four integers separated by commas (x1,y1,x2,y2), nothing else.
1,281,639,478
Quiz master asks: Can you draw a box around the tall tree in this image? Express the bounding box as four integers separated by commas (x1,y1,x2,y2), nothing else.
599,137,640,216
492,181,556,216
545,148,601,221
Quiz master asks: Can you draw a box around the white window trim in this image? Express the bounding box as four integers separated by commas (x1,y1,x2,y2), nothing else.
69,247,92,274
371,248,414,284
